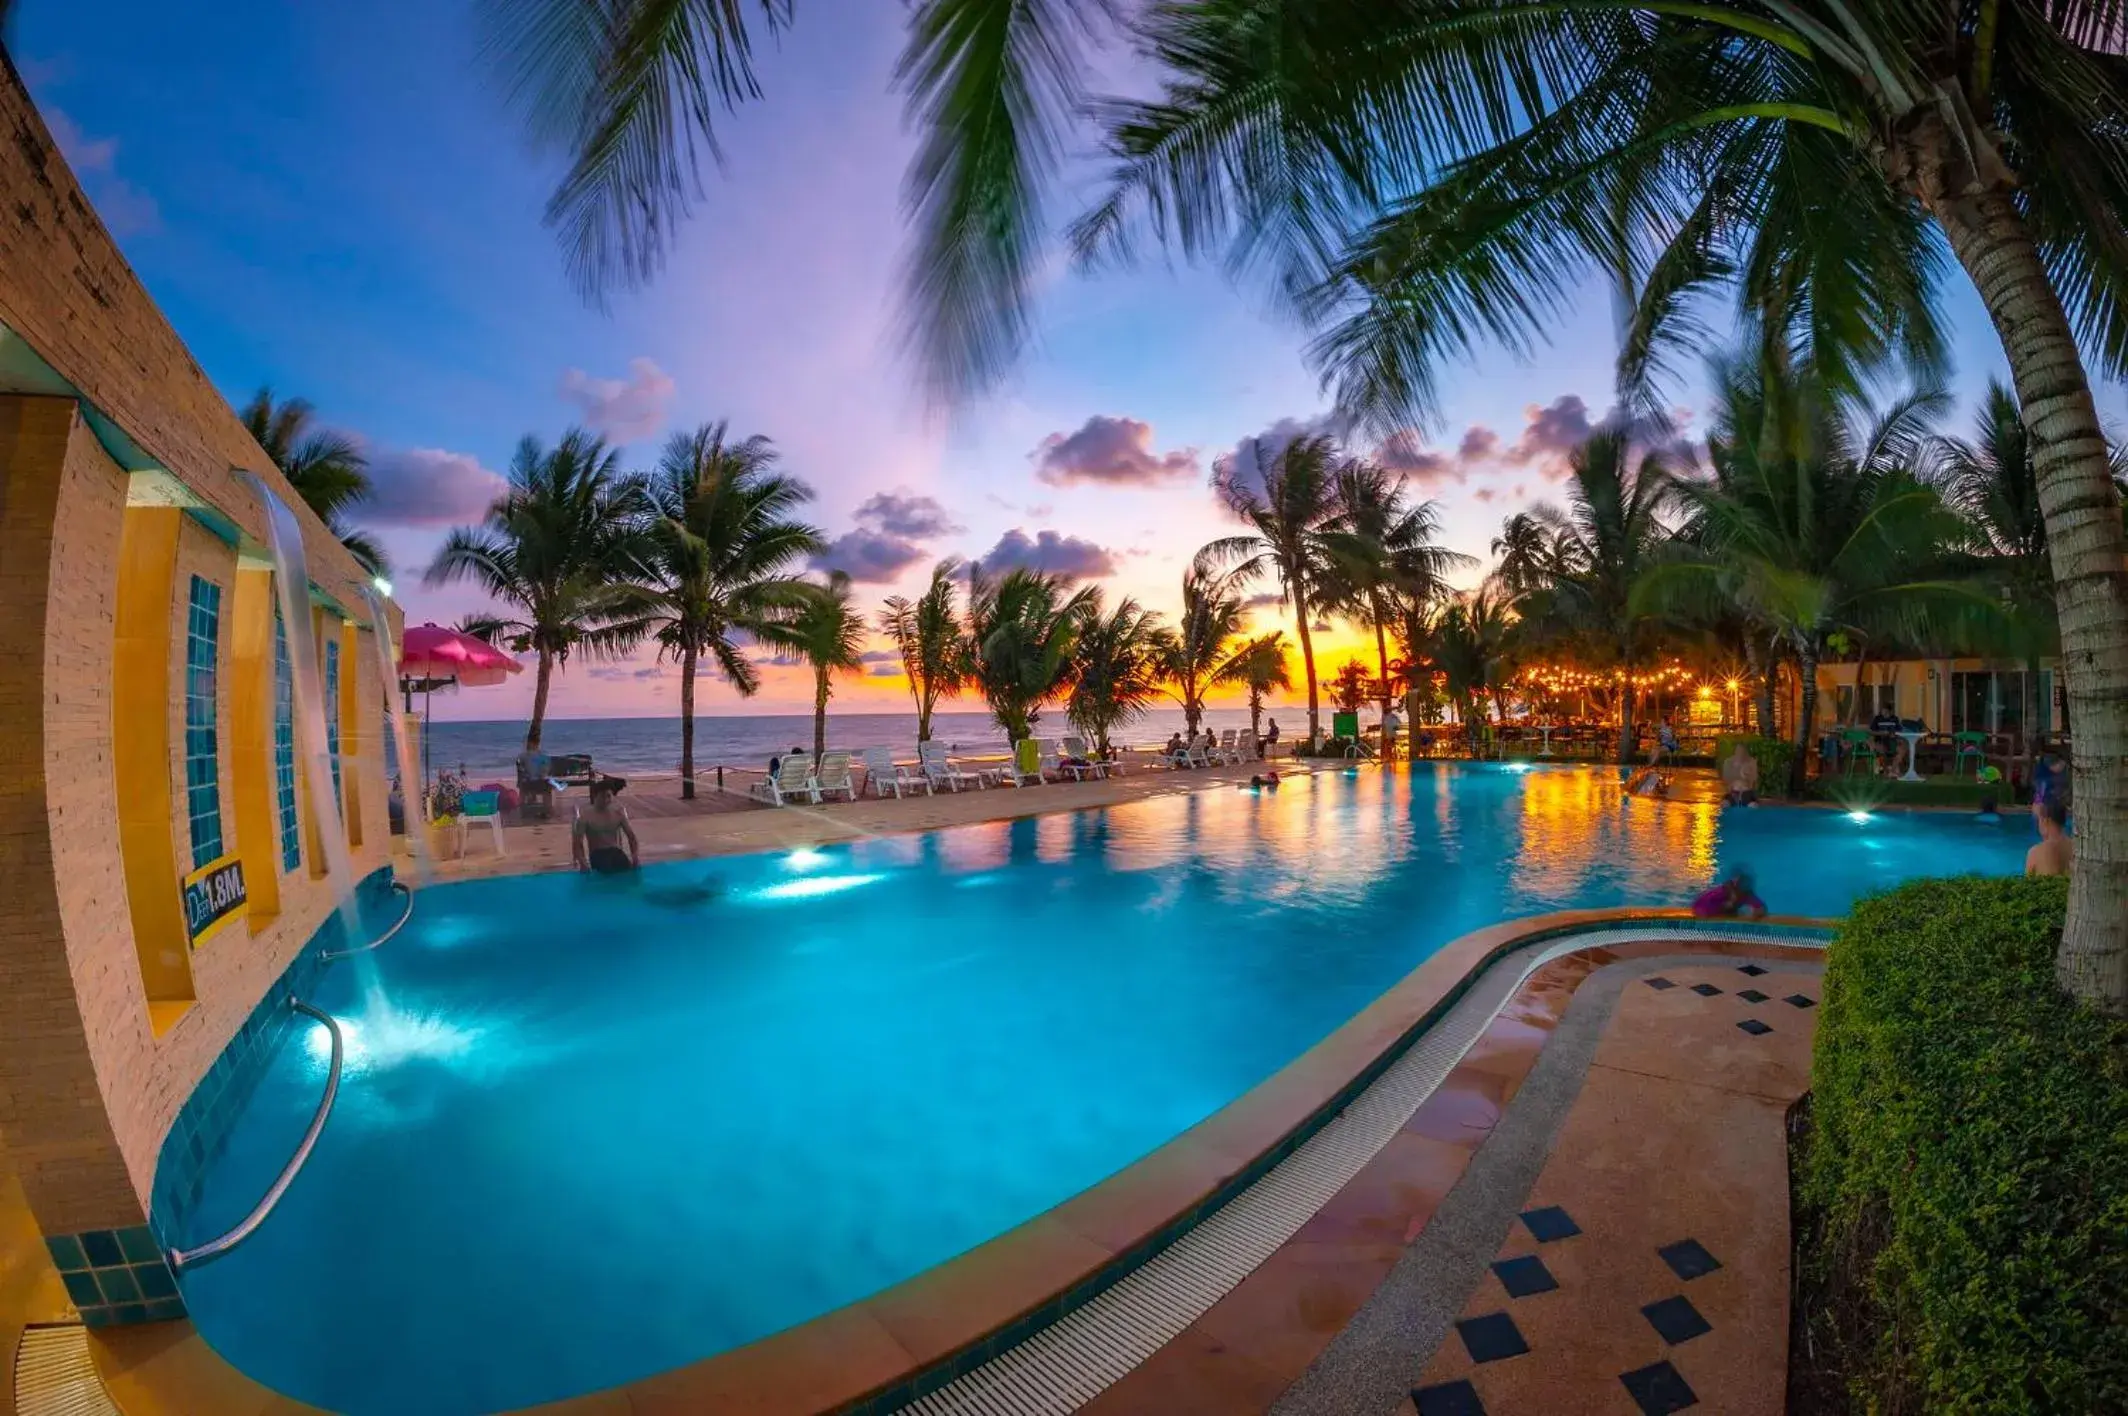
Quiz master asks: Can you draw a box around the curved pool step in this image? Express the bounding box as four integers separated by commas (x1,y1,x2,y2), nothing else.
13,1326,118,1416
897,922,1829,1416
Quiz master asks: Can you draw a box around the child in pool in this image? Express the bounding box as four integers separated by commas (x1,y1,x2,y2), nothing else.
1692,868,1767,919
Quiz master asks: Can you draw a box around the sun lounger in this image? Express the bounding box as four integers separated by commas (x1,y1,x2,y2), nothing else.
1058,736,1108,780
1006,738,1044,787
812,749,857,802
861,745,926,798
749,753,817,806
919,741,986,792
1218,728,1241,763
1186,733,1216,767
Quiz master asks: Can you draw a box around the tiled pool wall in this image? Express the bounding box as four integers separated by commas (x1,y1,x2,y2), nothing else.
53,866,401,1329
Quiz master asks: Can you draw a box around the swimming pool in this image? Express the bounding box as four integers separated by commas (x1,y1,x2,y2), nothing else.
168,764,2026,1413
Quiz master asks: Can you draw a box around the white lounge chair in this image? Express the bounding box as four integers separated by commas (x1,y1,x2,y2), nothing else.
812,749,857,802
1058,736,1108,780
1005,738,1044,787
1186,732,1215,767
861,745,927,798
749,752,816,806
919,741,985,792
1218,728,1241,763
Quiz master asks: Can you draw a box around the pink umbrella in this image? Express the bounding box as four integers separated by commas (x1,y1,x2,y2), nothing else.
399,622,523,687
397,624,523,787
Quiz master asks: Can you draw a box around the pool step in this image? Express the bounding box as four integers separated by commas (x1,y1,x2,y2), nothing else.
13,1325,118,1416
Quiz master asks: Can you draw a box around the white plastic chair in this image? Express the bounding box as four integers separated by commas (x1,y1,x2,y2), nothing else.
861,746,926,798
1058,736,1107,780
459,790,505,858
749,753,816,805
1006,738,1045,787
1218,728,1241,763
1186,733,1215,767
812,749,857,802
919,741,985,792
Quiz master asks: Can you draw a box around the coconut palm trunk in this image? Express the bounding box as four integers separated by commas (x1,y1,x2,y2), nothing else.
527,650,555,752
1294,590,1320,744
1615,639,1637,765
1758,637,1780,741
678,643,699,799
1934,188,2128,1008
1373,615,1393,718
1791,642,1821,796
813,668,830,760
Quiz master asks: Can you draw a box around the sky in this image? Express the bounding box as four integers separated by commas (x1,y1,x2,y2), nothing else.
18,1,2125,721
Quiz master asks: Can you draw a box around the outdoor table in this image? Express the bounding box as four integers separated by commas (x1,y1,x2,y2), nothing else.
1538,725,1555,755
1896,729,1927,782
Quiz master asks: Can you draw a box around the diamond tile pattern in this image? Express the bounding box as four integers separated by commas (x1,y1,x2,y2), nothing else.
1738,1017,1773,1035
1689,983,1723,997
1737,989,1769,1003
1456,1312,1531,1364
1620,1360,1699,1413
1644,977,1677,990
1657,1239,1722,1281
1785,993,1817,1008
1736,963,1767,977
1492,1254,1559,1298
1411,1378,1487,1415
1642,1295,1713,1345
1519,1205,1581,1242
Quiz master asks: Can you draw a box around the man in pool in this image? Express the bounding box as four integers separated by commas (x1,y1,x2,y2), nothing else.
2026,798,2075,877
1720,741,1760,806
1692,868,1767,919
572,782,640,874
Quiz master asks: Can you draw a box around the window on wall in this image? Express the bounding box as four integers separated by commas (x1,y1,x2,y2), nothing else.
273,607,300,872
183,576,224,867
324,635,341,807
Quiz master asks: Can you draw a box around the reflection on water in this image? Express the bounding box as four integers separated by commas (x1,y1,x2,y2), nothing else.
178,762,2029,1416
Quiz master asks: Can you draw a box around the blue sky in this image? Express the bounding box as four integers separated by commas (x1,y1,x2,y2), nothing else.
20,1,2123,718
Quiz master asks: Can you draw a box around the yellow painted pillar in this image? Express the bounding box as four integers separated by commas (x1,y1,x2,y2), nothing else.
227,565,280,923
113,504,195,1024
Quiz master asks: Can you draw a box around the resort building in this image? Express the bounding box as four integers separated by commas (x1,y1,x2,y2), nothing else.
0,58,400,1338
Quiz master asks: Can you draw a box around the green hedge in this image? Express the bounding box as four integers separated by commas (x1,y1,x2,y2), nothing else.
1804,877,2128,1410
1715,733,1796,796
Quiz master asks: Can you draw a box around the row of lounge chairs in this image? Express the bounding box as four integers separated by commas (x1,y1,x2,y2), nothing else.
748,738,1120,807
1168,729,1265,768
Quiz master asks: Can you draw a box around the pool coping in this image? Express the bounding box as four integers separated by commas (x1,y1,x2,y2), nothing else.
81,906,1831,1416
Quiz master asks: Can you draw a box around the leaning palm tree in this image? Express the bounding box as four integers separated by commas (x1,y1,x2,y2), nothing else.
1431,586,1521,735
1066,592,1169,758
1234,632,1293,744
425,429,654,752
241,388,386,575
879,560,967,743
642,423,823,798
1074,1,2128,1008
963,564,1092,742
774,572,869,761
1156,567,1251,738
1323,460,1474,716
1198,434,1343,745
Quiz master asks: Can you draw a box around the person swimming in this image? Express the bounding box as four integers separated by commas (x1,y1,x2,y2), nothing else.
1692,867,1767,919
572,782,640,874
1974,794,2001,825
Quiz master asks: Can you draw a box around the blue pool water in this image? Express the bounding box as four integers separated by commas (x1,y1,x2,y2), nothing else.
171,764,2027,1413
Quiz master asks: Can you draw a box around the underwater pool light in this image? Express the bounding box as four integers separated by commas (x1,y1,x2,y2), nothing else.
754,872,885,902
1847,809,1873,823
1503,762,1532,774
785,847,829,871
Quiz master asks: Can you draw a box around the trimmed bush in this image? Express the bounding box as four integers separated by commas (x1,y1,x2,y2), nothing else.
1715,733,1797,796
1804,876,2128,1411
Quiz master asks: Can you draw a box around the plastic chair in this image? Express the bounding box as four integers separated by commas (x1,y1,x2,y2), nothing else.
459,790,505,858
1838,728,1877,775
1952,730,1988,778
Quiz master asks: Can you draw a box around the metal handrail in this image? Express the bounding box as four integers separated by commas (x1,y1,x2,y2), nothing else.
167,999,343,1272
320,880,413,960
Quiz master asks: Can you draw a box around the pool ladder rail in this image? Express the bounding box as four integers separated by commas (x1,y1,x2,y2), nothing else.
320,879,414,959
165,998,343,1273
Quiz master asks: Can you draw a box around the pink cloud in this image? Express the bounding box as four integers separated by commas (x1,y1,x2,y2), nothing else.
558,357,675,443
1033,415,1200,487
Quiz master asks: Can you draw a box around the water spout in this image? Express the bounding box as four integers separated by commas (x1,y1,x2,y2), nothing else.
361,583,433,888
245,477,372,987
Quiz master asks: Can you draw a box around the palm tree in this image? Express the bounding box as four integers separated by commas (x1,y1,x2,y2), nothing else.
1431,586,1521,736
425,429,654,752
1324,461,1475,717
1524,429,1677,762
773,572,869,761
963,564,1092,742
1067,592,1168,758
1234,633,1292,744
1075,2,2128,1008
1648,359,1991,790
642,423,823,798
880,560,967,743
1156,567,1250,738
240,388,386,575
1491,513,1569,597
1198,434,1343,745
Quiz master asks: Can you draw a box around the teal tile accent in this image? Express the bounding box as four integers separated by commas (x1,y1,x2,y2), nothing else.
80,1230,122,1267
45,1234,85,1271
61,1271,101,1308
79,1308,114,1329
95,1266,141,1303
134,1261,178,1300
144,1298,186,1323
183,575,225,866
118,1225,160,1264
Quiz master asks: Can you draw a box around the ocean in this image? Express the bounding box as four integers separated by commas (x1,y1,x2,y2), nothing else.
413,706,1289,782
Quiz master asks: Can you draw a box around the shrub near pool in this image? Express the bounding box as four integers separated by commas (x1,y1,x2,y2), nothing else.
1802,876,2128,1411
